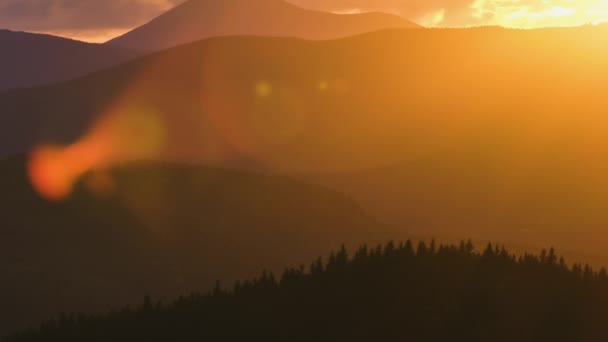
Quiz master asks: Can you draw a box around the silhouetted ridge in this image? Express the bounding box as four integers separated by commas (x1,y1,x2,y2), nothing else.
0,30,135,91
107,0,418,52
0,30,72,42
5,240,608,341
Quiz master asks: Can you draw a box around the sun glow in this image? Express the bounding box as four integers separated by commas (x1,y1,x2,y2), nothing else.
32,29,132,43
463,0,608,28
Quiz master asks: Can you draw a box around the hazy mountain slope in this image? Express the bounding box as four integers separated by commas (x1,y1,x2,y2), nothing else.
106,0,419,52
0,157,391,337
311,155,608,267
4,27,608,271
0,30,136,91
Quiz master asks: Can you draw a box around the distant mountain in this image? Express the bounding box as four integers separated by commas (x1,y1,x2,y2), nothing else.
4,27,608,283
6,241,608,341
0,30,136,92
106,0,419,52
0,157,393,337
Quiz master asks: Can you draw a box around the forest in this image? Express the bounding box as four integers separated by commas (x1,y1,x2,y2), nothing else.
5,240,608,341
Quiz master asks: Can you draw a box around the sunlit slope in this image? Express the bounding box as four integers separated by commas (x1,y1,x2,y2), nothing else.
313,154,608,265
0,157,387,337
107,0,419,52
4,26,608,170
4,26,608,260
0,30,136,92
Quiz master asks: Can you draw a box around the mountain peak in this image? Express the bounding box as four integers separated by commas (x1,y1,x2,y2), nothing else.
107,0,418,52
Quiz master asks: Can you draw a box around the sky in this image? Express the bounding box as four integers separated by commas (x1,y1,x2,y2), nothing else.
1,0,608,42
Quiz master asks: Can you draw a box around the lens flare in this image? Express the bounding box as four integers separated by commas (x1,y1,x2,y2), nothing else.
255,81,272,97
318,81,329,91
28,107,166,201
28,146,76,201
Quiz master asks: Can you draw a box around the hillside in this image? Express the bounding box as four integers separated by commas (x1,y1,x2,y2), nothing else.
0,157,393,337
4,26,608,169
0,30,136,92
107,0,419,52
5,241,608,341
3,26,608,264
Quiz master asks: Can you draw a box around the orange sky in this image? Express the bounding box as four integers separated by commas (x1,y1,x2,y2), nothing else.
291,0,608,28
3,0,608,42
32,29,134,44
464,0,608,28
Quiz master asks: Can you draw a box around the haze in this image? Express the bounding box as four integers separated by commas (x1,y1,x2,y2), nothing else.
2,0,608,42
4,0,608,340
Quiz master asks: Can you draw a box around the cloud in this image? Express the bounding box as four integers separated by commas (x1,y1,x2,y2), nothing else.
1,0,608,43
0,0,189,42
288,0,608,27
0,0,185,39
288,0,480,26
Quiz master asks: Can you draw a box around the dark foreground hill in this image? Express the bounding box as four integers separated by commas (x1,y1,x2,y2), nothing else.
107,0,419,52
0,30,136,92
5,240,608,341
0,157,394,337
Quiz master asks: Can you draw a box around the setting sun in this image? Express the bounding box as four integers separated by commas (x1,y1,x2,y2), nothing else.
467,0,608,28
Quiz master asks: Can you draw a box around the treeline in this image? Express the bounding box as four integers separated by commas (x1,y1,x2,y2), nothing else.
6,240,608,341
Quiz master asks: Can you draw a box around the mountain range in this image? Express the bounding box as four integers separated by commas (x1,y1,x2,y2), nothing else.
0,30,135,91
107,0,419,52
3,25,608,275
0,0,418,92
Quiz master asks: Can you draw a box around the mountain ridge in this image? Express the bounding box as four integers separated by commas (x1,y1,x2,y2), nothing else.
0,30,136,92
107,0,419,52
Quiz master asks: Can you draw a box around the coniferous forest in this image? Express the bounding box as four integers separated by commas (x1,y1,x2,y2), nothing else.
5,240,608,342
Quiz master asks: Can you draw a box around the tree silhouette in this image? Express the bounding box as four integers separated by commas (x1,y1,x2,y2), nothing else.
6,240,608,342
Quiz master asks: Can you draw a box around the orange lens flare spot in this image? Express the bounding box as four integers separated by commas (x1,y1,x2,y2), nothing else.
318,81,329,91
26,105,166,201
28,146,75,201
255,81,272,98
